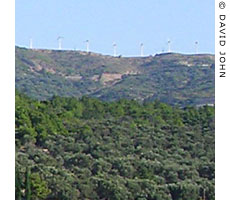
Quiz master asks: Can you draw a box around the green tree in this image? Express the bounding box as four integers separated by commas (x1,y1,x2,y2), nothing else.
15,168,22,200
25,167,31,200
31,173,50,200
168,182,199,200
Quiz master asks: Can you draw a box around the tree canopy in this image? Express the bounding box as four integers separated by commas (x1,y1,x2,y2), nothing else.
15,91,214,200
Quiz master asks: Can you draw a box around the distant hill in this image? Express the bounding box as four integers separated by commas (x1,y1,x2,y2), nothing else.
15,46,215,106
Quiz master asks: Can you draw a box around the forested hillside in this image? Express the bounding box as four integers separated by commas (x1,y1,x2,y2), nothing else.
15,91,214,200
15,46,214,106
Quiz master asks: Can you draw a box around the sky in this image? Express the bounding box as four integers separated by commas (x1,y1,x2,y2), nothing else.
16,0,214,56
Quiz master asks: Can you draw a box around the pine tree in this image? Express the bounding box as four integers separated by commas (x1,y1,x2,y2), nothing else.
25,167,31,200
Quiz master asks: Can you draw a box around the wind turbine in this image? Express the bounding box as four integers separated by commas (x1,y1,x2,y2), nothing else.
140,43,144,57
195,41,199,54
29,38,33,49
85,40,90,52
57,36,64,50
113,42,117,57
167,39,171,52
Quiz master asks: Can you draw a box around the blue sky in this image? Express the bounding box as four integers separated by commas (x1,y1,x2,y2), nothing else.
16,0,214,56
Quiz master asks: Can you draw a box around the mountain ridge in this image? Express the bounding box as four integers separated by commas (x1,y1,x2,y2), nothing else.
15,46,215,106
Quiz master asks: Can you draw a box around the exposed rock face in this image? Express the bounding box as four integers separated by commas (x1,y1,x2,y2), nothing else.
65,74,82,81
100,71,139,85
100,73,123,85
91,75,100,81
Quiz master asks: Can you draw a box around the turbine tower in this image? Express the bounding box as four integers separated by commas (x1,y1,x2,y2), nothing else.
167,39,171,52
195,41,199,54
29,38,33,49
57,36,64,50
140,43,144,57
113,42,117,57
85,40,90,53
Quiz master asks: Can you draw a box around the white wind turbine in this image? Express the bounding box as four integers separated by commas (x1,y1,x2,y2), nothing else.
195,41,199,54
140,43,144,57
113,42,117,57
57,36,64,50
167,39,171,52
85,40,90,53
29,38,33,49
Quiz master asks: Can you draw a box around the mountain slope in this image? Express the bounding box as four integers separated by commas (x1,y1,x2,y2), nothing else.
15,46,215,106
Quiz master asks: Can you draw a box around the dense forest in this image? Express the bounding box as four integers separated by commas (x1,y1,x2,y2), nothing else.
15,91,214,200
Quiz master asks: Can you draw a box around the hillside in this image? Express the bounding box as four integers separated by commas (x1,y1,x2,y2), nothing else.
15,92,214,200
15,46,215,106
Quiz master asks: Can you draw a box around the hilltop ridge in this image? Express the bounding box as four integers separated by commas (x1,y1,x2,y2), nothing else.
15,46,214,106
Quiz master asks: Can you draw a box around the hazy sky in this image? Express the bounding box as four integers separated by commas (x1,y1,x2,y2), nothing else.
16,0,214,56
